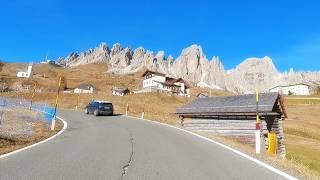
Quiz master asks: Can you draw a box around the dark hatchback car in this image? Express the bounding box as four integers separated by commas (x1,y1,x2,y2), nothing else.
85,100,114,116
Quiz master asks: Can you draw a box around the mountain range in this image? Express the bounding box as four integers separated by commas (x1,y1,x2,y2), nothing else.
57,43,320,93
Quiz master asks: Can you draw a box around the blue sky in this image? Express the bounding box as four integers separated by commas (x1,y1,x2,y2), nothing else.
0,0,319,71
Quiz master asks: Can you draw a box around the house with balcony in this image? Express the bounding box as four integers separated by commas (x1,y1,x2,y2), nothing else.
138,70,190,97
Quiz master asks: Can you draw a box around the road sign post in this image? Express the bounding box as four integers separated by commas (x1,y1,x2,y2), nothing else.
255,88,261,154
51,76,62,131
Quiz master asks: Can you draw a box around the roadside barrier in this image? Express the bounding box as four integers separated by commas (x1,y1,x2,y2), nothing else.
0,97,55,129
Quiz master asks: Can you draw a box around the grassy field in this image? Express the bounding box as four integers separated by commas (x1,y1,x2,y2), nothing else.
283,97,320,177
1,62,320,178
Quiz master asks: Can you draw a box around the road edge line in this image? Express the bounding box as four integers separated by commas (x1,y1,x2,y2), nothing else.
124,115,297,180
0,116,68,159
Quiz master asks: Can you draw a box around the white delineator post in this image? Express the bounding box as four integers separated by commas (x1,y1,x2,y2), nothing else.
255,88,261,154
141,111,144,119
51,118,56,131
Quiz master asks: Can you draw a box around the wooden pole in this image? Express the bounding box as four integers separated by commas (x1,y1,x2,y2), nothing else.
30,83,37,110
51,76,62,131
255,88,261,154
126,103,129,116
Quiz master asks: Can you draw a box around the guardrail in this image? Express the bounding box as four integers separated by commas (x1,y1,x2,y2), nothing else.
0,97,56,130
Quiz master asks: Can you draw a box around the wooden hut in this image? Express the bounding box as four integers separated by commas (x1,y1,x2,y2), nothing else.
176,92,287,157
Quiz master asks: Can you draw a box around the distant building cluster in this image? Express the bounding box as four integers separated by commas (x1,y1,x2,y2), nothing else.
63,84,96,94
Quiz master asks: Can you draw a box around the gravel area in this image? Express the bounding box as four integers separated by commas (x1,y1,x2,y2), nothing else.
0,107,47,139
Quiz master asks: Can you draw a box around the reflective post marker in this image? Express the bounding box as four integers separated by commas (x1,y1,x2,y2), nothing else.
255,88,260,154
268,132,277,154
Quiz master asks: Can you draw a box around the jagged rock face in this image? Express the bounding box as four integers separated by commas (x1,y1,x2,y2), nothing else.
206,57,226,89
227,57,280,93
57,43,110,67
57,42,320,94
172,45,210,83
279,71,320,86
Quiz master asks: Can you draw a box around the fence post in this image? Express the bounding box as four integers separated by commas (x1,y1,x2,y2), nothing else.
0,98,4,125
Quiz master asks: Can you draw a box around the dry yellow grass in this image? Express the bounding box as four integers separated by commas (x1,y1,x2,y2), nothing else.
283,100,320,178
0,108,63,155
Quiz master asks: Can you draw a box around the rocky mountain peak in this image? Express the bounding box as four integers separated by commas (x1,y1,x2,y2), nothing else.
111,43,123,56
155,51,165,61
56,42,320,94
210,56,224,71
180,44,204,60
98,42,109,52
235,56,278,74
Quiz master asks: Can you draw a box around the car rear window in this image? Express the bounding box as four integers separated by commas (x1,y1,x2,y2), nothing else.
99,103,112,107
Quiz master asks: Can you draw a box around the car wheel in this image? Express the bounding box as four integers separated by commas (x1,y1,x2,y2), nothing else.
85,108,89,114
94,110,99,116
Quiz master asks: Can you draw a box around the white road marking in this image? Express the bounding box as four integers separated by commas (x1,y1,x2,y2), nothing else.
0,116,68,159
125,115,298,180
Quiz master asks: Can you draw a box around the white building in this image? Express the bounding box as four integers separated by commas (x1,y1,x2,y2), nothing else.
141,70,190,96
17,64,33,78
112,87,129,96
40,60,55,65
74,84,95,94
270,84,310,95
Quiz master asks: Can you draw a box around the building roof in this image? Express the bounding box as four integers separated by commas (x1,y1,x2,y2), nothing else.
93,100,111,103
176,92,287,117
142,70,166,77
270,83,310,90
112,87,129,92
197,92,209,98
167,78,191,88
156,81,181,87
76,83,95,90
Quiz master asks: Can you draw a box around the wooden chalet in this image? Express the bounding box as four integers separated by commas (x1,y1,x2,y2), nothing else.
176,92,287,157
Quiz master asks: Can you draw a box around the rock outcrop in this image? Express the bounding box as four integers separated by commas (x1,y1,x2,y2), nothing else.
56,42,320,93
57,43,110,67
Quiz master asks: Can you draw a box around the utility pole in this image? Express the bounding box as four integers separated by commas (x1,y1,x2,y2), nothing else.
51,76,62,130
255,88,261,154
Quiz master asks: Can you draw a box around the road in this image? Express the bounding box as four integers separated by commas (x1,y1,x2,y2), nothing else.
0,110,291,180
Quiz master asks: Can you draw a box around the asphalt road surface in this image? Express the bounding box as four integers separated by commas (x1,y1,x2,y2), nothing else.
0,110,291,180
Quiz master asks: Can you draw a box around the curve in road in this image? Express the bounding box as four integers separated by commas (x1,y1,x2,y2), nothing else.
0,110,296,180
